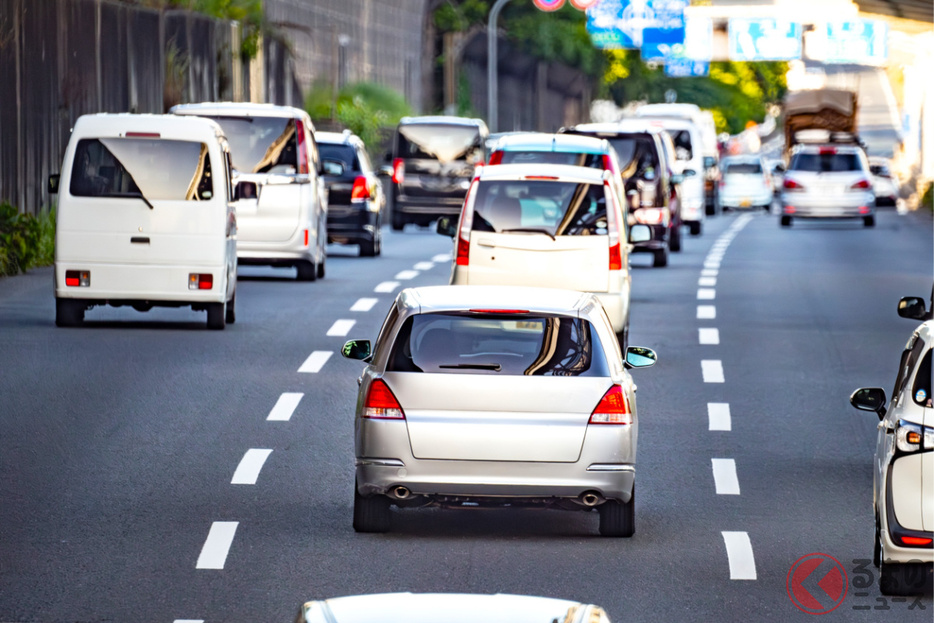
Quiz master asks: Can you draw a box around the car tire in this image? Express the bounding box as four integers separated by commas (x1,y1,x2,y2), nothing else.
688,221,702,236
296,260,317,282
669,225,682,252
206,302,226,330
316,254,326,279
55,298,85,327
360,238,377,257
225,292,236,324
599,486,634,537
780,215,792,227
652,246,669,268
864,215,875,227
353,486,391,533
879,561,932,596
873,513,881,568
391,211,406,232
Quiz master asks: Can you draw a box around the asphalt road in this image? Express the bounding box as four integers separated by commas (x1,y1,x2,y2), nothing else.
1,206,932,622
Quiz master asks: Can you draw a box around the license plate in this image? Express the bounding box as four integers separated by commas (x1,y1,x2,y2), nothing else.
740,199,751,207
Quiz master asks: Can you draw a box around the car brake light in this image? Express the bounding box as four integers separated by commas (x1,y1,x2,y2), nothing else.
524,175,559,180
469,309,530,314
783,178,803,190
65,270,90,287
602,154,614,173
488,151,503,165
456,180,478,266
850,179,871,190
634,207,666,225
609,242,622,271
900,536,933,546
603,178,622,271
363,379,405,420
189,273,213,290
295,120,310,174
392,158,405,184
304,229,309,246
859,206,871,214
125,132,160,138
589,385,632,425
351,176,371,202
819,147,837,155
785,206,796,214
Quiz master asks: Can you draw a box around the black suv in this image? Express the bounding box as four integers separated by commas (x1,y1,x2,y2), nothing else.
318,130,385,257
385,116,488,231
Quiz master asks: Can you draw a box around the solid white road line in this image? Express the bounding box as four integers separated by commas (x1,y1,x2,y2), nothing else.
722,532,757,580
697,305,716,320
374,281,399,293
267,392,303,422
702,360,725,383
708,402,732,431
395,269,419,280
414,261,434,270
701,268,719,277
231,449,273,485
196,522,238,570
298,351,333,373
432,253,452,262
698,328,720,344
697,288,716,300
327,319,356,337
712,458,741,494
698,276,717,287
350,297,379,312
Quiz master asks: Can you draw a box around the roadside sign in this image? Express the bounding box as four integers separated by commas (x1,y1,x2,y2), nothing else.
728,18,802,61
664,59,710,77
641,0,688,61
824,20,887,64
586,0,686,51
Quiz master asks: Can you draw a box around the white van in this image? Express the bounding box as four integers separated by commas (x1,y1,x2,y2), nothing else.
171,103,328,281
52,114,237,329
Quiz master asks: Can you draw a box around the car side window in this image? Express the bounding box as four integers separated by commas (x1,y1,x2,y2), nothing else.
891,335,925,408
911,349,932,407
373,304,400,358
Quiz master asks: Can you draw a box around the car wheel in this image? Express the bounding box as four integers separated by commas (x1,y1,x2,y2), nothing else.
225,292,236,324
864,215,875,227
669,225,682,252
296,260,317,282
55,298,85,327
316,254,326,279
353,486,391,533
374,230,382,256
360,238,377,257
599,485,634,537
391,211,405,231
780,215,792,227
689,221,702,236
879,561,932,596
206,302,226,330
652,246,669,268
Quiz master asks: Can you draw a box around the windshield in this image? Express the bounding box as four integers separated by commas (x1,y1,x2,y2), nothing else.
203,116,297,174
387,312,609,377
70,138,213,201
470,180,609,237
607,136,659,179
725,162,763,174
398,124,483,163
497,150,605,168
791,152,862,173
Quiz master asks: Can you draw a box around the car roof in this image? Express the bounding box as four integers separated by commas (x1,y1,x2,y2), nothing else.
398,115,487,129
477,163,609,184
491,132,610,154
396,285,596,317
72,113,226,142
791,143,864,155
567,121,666,137
316,130,361,146
171,101,309,120
632,116,699,132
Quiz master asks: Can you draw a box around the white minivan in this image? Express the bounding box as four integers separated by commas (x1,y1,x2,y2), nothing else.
52,113,237,329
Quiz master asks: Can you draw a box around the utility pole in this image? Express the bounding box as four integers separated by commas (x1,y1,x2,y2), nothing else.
487,0,512,133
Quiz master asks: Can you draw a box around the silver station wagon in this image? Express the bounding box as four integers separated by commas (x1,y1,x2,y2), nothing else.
341,285,657,537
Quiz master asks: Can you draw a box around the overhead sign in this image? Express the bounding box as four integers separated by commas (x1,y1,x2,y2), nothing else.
728,18,802,61
640,0,688,61
586,0,686,51
664,59,710,77
824,20,888,64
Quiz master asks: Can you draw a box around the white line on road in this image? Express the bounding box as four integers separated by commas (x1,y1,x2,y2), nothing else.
698,276,717,287
699,328,720,344
702,360,725,383
231,449,273,485
712,458,741,494
298,351,333,373
327,319,356,337
414,261,434,270
722,532,757,580
708,403,732,431
697,288,716,300
196,522,238,569
173,620,204,623
395,270,419,280
374,281,399,293
350,297,379,312
697,305,716,320
267,392,303,422
432,253,452,262
703,260,721,269
701,268,719,277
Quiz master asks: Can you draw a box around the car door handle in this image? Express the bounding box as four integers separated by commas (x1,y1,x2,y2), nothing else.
130,236,150,244
477,238,495,247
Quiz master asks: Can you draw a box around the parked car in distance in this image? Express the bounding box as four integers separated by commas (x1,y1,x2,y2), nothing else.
50,113,237,329
780,143,875,227
764,157,786,194
718,155,774,211
386,116,488,231
341,285,657,536
850,299,934,595
317,130,385,257
171,102,328,280
869,156,900,207
295,593,612,623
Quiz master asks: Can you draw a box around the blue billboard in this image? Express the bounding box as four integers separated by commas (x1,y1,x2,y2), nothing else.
824,20,888,64
728,18,802,61
664,60,710,78
586,0,686,53
640,0,688,61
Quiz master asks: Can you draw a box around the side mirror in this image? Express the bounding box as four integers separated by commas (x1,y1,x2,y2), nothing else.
322,159,345,177
378,165,393,178
775,163,786,173
670,173,684,185
48,174,60,195
436,216,457,238
629,224,651,244
703,156,716,169
850,387,886,419
897,296,928,321
624,346,657,369
682,169,697,177
341,339,372,361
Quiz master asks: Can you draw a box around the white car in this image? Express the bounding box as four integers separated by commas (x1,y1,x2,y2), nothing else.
869,157,900,207
718,155,773,211
780,143,875,227
850,296,934,595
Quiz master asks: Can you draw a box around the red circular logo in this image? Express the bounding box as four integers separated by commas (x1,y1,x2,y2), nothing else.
532,0,565,11
787,553,848,614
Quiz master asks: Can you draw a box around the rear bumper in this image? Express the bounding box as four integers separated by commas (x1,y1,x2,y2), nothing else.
720,188,773,208
393,192,465,216
327,204,379,244
237,241,315,264
781,191,874,218
54,261,229,303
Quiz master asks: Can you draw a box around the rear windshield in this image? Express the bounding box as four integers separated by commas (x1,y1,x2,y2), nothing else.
70,138,213,201
470,179,609,237
725,162,763,174
387,312,610,377
319,143,358,173
606,136,660,179
669,130,693,160
202,116,297,174
397,124,483,163
497,150,605,169
791,152,862,173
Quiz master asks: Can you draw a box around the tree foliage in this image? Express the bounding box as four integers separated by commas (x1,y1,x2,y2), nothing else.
306,82,413,157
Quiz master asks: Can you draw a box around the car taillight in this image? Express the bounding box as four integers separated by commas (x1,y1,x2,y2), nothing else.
392,158,405,184
604,178,622,271
589,385,632,425
189,273,213,290
295,120,310,174
900,536,933,547
351,176,371,202
304,229,309,246
363,379,405,420
850,179,871,190
783,178,803,190
488,151,503,165
65,270,90,287
819,147,837,155
634,207,666,225
455,180,478,266
609,242,622,271
469,309,530,314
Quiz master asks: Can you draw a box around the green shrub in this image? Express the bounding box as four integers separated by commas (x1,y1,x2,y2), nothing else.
922,182,933,213
0,202,55,277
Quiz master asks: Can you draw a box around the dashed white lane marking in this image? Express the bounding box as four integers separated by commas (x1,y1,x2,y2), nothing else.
432,253,452,262
374,281,400,293
722,532,757,580
708,403,732,431
712,458,741,494
697,305,716,320
231,449,273,485
298,351,333,373
701,268,719,277
267,393,303,422
702,360,725,383
196,522,238,569
395,270,419,280
173,620,204,623
327,319,356,337
698,276,717,287
699,328,720,344
697,288,716,300
350,297,379,312
703,259,721,269
414,261,434,270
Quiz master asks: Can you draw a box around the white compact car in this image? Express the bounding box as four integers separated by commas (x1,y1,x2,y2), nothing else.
52,113,237,329
780,143,875,227
851,298,934,595
718,155,774,211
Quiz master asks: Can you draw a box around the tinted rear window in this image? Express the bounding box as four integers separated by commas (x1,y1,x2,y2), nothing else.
725,162,762,174
387,312,610,377
319,143,358,172
202,116,297,174
470,179,609,237
397,124,483,163
606,136,660,178
497,150,604,168
669,130,693,160
791,152,861,173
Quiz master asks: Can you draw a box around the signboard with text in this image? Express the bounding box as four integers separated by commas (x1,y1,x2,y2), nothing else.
824,20,888,64
664,59,710,77
728,18,802,61
586,0,687,52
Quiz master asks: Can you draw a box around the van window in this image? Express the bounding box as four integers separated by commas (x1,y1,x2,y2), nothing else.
725,162,763,174
202,116,298,174
387,312,610,377
606,136,659,179
319,143,359,172
70,138,214,201
398,124,483,163
470,180,608,237
791,152,861,173
669,130,693,160
497,150,604,168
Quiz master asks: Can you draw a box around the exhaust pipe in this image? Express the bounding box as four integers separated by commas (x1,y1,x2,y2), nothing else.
580,492,604,507
392,486,411,500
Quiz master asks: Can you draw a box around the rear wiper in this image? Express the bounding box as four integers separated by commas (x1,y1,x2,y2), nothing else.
113,191,154,209
499,227,556,240
438,363,502,371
